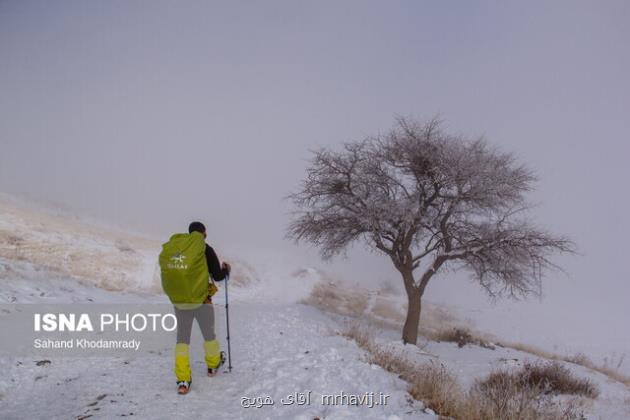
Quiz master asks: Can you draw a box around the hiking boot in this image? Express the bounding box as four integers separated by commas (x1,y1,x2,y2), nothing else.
207,351,226,377
177,380,191,394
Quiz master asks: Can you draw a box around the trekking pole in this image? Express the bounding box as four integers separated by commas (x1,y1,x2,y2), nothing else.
224,274,232,372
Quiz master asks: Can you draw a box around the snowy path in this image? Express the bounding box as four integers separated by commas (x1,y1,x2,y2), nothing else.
2,258,629,419
0,276,428,420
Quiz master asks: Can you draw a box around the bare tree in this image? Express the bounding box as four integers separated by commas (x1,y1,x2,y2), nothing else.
288,117,575,345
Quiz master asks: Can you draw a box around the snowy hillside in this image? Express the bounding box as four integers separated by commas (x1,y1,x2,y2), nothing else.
0,194,259,293
0,193,161,292
0,198,629,419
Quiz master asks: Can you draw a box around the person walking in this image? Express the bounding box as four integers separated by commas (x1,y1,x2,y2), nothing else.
159,221,231,394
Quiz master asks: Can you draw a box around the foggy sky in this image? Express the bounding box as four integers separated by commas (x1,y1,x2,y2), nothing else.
1,1,629,355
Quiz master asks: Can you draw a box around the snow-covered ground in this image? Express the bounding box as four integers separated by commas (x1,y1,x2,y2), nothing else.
0,192,161,293
1,196,629,419
423,280,630,379
0,258,427,419
2,257,629,419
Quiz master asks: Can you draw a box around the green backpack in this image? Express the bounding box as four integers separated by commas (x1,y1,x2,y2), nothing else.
159,231,209,305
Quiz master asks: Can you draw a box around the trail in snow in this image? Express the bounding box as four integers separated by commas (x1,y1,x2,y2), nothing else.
0,259,428,420
2,258,629,420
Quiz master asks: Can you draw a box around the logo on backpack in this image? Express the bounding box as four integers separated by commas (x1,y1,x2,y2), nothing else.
168,253,188,269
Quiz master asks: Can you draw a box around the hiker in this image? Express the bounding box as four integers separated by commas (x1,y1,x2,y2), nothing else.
159,221,231,394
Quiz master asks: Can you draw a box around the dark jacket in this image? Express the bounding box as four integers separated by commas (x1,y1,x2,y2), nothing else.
205,244,228,281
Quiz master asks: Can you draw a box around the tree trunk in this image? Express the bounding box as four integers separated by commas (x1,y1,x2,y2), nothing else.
402,289,422,345
399,267,423,345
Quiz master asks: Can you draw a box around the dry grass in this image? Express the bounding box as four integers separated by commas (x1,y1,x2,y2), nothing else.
371,297,405,323
342,324,463,416
302,281,369,318
501,341,630,387
469,369,587,420
306,279,630,389
370,351,463,416
405,361,464,417
340,323,373,351
304,278,472,337
0,201,161,292
479,362,598,399
433,326,496,350
342,325,589,420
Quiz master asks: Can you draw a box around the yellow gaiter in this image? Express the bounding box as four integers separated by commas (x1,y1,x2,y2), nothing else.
174,343,191,382
204,340,221,369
